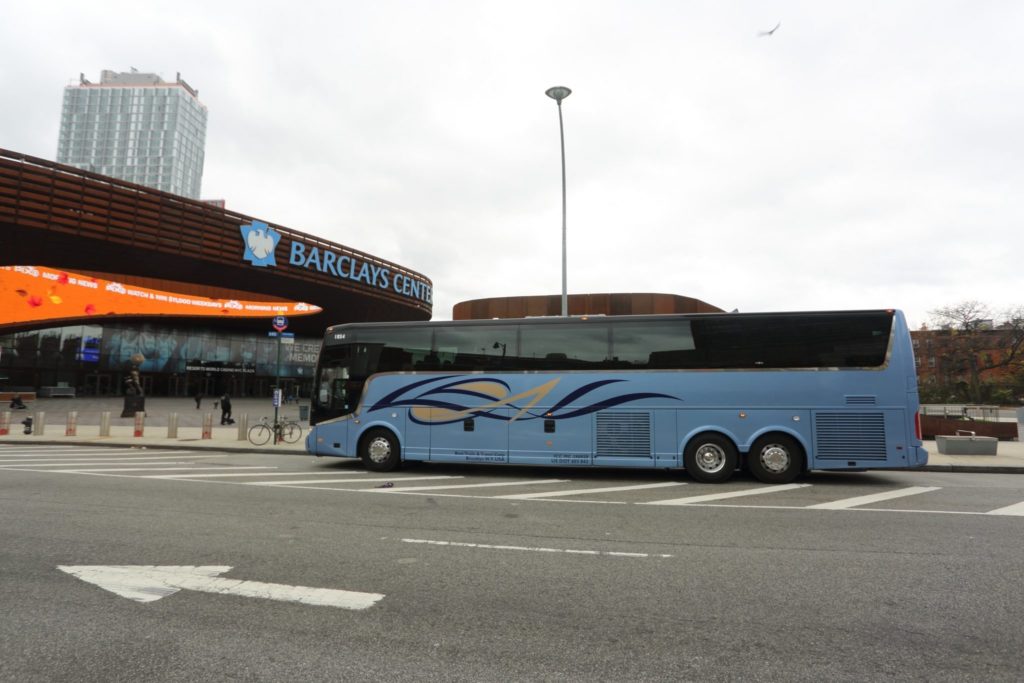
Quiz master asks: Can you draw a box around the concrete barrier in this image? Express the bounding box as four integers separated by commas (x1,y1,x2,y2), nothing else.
936,432,999,455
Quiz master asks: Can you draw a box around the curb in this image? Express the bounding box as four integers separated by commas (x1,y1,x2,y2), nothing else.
919,465,1024,475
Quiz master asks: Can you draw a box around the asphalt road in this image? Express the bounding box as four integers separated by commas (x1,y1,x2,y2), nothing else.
2,444,1023,682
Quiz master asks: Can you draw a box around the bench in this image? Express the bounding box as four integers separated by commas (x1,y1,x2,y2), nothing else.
39,386,76,398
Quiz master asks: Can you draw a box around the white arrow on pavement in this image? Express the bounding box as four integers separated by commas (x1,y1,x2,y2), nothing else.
57,565,384,610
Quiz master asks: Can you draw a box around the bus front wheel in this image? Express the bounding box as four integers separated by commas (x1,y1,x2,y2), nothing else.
748,434,804,484
683,434,737,483
360,428,401,472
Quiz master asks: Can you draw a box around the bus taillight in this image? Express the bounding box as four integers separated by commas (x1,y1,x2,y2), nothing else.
914,411,922,440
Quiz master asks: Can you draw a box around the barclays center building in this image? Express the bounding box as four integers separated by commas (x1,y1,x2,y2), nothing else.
0,149,432,398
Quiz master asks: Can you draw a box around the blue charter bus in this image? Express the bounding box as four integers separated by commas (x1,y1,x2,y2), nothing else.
306,310,927,483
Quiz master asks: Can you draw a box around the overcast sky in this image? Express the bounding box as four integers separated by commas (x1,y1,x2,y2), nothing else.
3,1,1022,329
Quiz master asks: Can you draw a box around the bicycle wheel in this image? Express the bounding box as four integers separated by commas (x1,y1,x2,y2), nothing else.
248,423,272,446
281,421,303,443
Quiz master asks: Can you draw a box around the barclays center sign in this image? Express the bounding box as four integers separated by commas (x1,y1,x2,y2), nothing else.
240,221,432,305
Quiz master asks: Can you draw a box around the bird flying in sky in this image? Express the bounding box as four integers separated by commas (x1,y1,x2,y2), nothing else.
759,21,781,37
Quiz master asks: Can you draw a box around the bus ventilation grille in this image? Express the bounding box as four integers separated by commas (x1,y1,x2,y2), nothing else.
596,412,651,458
845,395,877,405
814,412,887,460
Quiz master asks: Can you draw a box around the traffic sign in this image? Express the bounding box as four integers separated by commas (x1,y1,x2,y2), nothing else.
272,315,288,332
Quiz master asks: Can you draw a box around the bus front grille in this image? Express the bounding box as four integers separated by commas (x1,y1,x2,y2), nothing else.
596,412,652,458
814,412,887,460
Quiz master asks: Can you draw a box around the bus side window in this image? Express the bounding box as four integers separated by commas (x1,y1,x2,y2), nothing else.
331,379,347,409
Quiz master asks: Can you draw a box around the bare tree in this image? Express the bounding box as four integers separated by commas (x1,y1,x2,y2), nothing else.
928,301,1024,403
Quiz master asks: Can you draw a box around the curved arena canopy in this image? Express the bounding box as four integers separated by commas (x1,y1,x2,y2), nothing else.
0,149,432,336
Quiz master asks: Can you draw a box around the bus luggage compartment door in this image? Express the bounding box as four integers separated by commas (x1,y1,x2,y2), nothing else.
428,407,509,465
508,412,592,466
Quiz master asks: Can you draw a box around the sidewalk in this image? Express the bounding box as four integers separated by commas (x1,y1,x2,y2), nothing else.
1,396,1022,472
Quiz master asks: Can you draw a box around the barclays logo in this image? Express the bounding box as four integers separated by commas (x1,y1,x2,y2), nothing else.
240,221,281,267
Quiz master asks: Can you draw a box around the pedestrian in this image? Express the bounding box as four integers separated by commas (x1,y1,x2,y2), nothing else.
194,390,203,409
9,394,27,410
220,394,233,425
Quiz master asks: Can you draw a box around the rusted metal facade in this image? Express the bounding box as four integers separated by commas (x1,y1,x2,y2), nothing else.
0,148,432,335
453,293,723,320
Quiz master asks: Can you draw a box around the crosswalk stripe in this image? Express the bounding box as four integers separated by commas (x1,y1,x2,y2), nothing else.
642,483,810,505
49,466,275,474
247,475,464,486
495,481,686,500
985,501,1024,516
143,471,364,479
0,456,224,467
0,450,194,458
805,486,941,510
380,478,571,492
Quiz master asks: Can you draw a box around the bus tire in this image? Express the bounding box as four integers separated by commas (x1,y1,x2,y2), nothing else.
683,434,737,483
359,428,401,472
748,434,804,484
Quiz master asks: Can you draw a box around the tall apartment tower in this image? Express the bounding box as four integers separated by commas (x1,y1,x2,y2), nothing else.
57,69,208,199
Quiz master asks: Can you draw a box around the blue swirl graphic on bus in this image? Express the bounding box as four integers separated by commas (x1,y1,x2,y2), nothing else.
367,376,676,425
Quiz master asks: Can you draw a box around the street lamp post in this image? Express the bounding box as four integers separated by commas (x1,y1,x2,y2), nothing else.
545,86,571,317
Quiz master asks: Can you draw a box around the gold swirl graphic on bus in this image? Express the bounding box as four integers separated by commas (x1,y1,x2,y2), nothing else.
408,378,560,424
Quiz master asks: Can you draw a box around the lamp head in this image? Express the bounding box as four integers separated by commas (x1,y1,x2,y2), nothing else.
545,86,572,104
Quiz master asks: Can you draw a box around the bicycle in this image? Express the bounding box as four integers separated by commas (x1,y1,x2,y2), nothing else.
247,416,303,445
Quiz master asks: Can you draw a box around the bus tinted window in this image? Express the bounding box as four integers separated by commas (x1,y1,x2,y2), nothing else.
611,320,695,369
690,313,891,368
520,323,609,370
355,328,432,373
435,326,518,371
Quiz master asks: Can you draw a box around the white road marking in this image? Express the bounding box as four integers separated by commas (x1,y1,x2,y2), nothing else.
58,565,384,610
642,483,810,505
986,501,1024,516
401,538,672,558
247,475,464,486
50,466,276,474
142,470,364,479
0,452,216,461
0,456,225,467
495,481,686,500
805,486,942,509
378,478,570,492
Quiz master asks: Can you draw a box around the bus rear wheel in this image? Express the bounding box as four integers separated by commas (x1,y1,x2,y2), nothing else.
360,428,401,472
683,434,737,483
748,434,804,484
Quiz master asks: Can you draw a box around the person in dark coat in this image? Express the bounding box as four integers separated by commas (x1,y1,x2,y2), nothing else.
194,390,203,409
220,394,233,425
9,394,27,410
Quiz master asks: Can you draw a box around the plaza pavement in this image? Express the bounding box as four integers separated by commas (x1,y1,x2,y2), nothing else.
1,395,1023,473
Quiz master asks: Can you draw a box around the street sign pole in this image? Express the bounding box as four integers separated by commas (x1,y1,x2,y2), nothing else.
270,316,289,442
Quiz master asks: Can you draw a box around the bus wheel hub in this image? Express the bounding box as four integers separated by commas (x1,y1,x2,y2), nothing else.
367,438,392,462
695,444,726,473
760,445,790,473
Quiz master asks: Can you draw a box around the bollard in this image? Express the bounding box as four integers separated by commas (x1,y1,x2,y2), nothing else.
66,411,78,437
0,411,9,436
168,412,178,439
201,412,213,439
237,413,248,441
134,411,145,437
99,411,111,437
33,411,45,436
